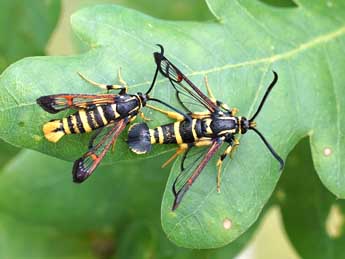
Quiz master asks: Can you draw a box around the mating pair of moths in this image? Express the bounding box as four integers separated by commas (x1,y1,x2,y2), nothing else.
37,46,284,210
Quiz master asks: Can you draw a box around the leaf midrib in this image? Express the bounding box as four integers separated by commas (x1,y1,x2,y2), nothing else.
190,25,345,76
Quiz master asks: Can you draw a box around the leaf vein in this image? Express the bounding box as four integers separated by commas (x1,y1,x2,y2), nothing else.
127,25,345,90
323,47,341,191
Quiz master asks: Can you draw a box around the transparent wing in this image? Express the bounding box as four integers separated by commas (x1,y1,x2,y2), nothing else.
154,49,218,113
172,139,223,210
173,79,212,113
37,94,115,114
72,118,127,183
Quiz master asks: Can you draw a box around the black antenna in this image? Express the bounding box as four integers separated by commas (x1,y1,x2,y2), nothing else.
249,71,278,122
145,66,159,95
145,44,165,95
250,127,284,170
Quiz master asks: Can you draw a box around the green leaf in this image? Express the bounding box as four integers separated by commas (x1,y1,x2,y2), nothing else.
0,0,344,248
0,150,258,258
0,150,168,230
115,219,259,259
0,0,61,72
0,213,95,259
0,140,19,169
115,0,213,21
0,0,60,171
277,137,345,259
258,0,297,7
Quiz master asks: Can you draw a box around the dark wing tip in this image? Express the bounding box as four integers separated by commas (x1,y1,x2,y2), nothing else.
172,200,179,211
36,96,59,114
72,158,89,183
172,190,182,211
171,188,187,211
171,183,189,211
153,44,165,64
155,44,164,54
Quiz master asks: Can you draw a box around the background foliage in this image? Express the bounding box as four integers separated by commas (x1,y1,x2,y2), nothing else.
0,0,344,258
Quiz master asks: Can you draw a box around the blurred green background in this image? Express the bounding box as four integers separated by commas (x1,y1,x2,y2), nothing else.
1,0,343,258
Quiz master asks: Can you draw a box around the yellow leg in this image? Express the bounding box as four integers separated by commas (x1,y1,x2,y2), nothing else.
161,143,189,168
216,161,223,193
117,67,128,90
146,104,185,121
218,102,238,116
129,115,137,123
230,138,240,159
77,68,128,92
216,144,233,192
190,111,212,119
139,111,151,121
204,75,238,115
204,75,217,104
194,139,213,147
231,107,239,116
219,103,230,111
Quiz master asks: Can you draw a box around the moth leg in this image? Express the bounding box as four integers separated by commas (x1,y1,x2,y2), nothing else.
216,144,233,193
190,111,212,119
161,143,189,168
194,139,214,147
129,115,137,123
230,138,240,159
217,101,238,115
146,104,185,121
204,75,238,115
116,67,129,93
162,139,214,168
77,68,127,92
139,111,151,121
204,75,217,104
230,107,239,116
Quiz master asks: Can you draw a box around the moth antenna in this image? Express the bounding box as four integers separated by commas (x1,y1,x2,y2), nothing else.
145,44,165,95
250,127,284,170
249,71,278,122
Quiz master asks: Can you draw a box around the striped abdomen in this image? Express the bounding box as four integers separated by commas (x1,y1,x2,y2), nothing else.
127,119,203,154
149,119,200,145
43,104,123,143
128,117,238,155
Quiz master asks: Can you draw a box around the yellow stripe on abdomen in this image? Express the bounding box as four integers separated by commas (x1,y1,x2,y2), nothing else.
71,115,80,134
191,119,198,141
79,110,92,132
111,104,120,118
149,129,156,144
157,126,164,144
97,106,108,125
174,122,183,144
62,118,71,135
